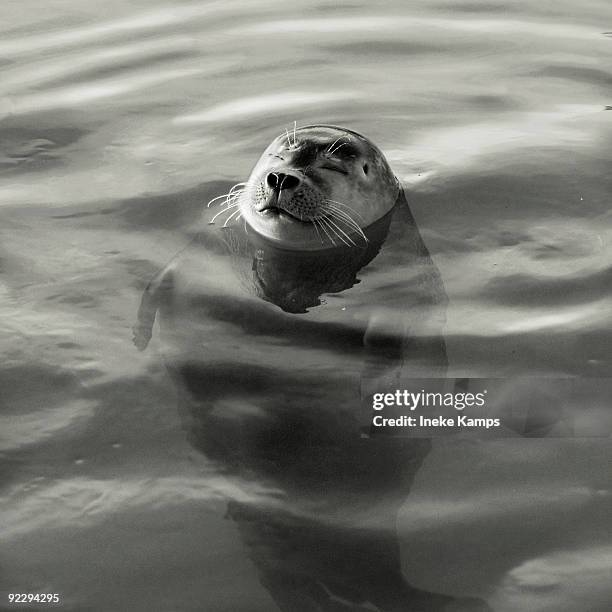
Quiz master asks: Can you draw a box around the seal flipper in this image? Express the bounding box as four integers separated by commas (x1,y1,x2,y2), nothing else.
132,266,174,351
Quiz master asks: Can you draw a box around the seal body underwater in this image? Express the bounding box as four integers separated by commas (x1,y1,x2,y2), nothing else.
134,126,490,611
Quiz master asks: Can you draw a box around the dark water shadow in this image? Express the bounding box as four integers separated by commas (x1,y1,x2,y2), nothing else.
448,329,611,377
0,124,88,175
480,265,612,307
536,65,612,88
116,181,231,231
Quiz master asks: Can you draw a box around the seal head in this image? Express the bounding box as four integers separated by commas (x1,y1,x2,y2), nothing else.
239,125,400,251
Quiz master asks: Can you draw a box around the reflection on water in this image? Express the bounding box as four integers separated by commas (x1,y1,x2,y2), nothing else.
230,207,395,314
1,1,611,610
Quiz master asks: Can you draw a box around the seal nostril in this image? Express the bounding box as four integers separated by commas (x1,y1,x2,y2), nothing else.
266,172,300,191
363,163,369,175
266,172,279,189
281,174,300,190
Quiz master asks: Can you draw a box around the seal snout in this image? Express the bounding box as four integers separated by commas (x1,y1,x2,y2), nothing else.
257,171,305,215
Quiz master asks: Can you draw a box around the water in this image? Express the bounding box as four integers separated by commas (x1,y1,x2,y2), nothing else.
1,1,611,610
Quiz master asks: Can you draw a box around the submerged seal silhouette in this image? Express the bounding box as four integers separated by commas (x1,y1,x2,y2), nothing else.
132,127,490,611
236,125,400,250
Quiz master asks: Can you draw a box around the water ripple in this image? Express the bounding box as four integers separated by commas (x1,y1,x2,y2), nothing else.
234,15,600,40
174,90,357,124
0,3,234,57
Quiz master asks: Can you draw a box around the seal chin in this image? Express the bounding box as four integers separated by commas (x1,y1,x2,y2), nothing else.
242,204,326,251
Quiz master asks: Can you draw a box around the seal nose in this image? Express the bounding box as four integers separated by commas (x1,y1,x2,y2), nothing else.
266,172,301,192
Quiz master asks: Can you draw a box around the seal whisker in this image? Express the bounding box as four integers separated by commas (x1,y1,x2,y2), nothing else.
322,202,365,230
207,193,232,208
293,120,297,148
325,217,357,246
328,142,349,157
207,182,248,208
322,206,368,244
324,206,361,230
325,136,345,154
222,208,241,227
325,211,365,244
315,216,337,246
229,182,248,194
209,202,239,224
318,218,335,245
326,222,351,247
285,128,297,149
318,215,350,247
311,217,325,245
324,205,364,232
322,200,363,224
215,194,243,212
227,189,246,203
324,199,365,221
323,204,365,228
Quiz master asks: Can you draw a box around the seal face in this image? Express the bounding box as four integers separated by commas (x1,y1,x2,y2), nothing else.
238,125,400,251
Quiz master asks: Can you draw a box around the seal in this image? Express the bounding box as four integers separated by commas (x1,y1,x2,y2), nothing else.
132,127,489,611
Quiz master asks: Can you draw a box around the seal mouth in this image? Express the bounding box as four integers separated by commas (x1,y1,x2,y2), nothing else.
258,191,314,224
259,205,313,224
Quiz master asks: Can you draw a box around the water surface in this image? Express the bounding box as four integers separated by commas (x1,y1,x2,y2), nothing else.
1,1,611,610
